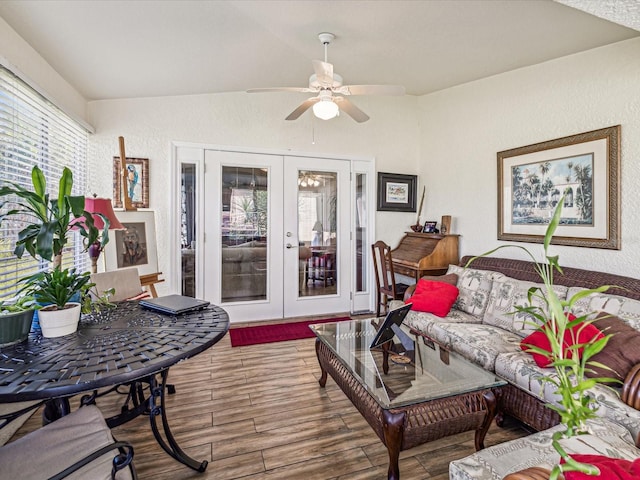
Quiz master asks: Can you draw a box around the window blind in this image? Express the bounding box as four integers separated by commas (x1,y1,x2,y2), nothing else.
0,65,90,300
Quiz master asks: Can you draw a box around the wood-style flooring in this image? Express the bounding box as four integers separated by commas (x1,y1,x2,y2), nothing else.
12,329,530,479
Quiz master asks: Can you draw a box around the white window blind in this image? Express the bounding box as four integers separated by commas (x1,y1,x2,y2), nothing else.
0,65,90,300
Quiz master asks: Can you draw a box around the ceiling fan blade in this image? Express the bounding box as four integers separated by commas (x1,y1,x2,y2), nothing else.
312,60,333,86
247,87,314,93
335,85,406,96
333,97,369,123
285,97,320,121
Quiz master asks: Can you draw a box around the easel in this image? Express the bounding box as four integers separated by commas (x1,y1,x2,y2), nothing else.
118,136,164,298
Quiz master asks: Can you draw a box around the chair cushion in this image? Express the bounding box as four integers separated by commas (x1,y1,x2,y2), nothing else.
90,268,144,303
427,322,522,371
406,279,459,317
0,405,133,480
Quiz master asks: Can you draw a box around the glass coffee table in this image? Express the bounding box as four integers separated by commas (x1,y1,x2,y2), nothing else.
310,318,506,480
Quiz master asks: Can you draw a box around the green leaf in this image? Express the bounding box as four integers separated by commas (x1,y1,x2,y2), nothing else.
68,195,86,218
544,199,564,252
35,222,57,261
31,165,47,198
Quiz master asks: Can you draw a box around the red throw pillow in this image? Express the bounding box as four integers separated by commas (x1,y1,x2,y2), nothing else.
521,314,605,368
406,279,459,317
562,454,640,480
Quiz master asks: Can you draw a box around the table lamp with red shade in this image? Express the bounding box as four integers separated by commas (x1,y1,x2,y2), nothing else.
84,197,125,273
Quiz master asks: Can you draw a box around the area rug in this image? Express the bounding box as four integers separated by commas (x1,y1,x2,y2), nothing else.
229,316,351,347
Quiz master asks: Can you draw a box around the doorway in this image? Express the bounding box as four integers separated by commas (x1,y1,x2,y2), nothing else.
175,145,374,323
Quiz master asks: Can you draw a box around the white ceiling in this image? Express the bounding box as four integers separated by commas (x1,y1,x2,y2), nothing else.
0,0,638,101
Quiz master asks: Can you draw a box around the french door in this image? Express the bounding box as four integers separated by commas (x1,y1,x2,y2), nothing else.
203,150,351,322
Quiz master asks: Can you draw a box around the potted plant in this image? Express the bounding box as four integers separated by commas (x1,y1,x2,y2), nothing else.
0,165,107,267
0,295,37,346
19,267,95,337
0,165,109,337
472,199,613,479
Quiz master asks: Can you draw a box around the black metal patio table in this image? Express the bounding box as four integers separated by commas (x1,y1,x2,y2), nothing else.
0,300,229,472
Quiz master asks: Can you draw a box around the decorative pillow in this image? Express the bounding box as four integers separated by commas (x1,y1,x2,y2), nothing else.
585,312,640,384
568,287,640,330
446,265,503,319
562,454,640,480
521,315,605,368
404,273,458,301
406,279,459,317
484,278,568,338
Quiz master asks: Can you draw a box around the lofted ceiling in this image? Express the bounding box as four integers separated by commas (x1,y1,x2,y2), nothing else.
0,0,638,101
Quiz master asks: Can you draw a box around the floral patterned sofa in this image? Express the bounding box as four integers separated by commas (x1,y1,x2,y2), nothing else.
392,255,640,446
449,417,640,480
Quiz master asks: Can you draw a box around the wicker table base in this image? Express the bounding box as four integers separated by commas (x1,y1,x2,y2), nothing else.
315,339,500,480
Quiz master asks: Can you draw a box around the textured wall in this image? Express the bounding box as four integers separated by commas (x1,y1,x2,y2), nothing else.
86,93,420,292
418,37,640,277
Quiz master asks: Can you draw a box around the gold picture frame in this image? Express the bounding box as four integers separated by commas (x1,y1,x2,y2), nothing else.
497,125,620,249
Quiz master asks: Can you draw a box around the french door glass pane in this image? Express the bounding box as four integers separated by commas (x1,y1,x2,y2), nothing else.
356,173,367,292
298,170,337,297
180,163,196,297
221,166,268,302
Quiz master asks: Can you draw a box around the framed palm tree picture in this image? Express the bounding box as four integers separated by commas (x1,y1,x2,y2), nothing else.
497,125,620,249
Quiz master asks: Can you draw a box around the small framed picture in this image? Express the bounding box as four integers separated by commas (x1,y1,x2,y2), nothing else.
113,157,149,209
423,221,437,233
376,172,417,212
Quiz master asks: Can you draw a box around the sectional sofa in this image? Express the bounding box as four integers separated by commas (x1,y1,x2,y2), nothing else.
392,255,640,447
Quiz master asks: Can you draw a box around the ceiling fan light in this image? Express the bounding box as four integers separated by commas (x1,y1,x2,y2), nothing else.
313,99,339,120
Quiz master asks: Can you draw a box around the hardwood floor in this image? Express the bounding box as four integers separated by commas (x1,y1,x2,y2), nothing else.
12,331,529,479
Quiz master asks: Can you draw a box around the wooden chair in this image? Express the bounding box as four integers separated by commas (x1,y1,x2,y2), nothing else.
371,240,409,317
0,404,136,479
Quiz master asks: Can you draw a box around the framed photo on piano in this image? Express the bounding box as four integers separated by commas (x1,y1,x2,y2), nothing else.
377,172,417,212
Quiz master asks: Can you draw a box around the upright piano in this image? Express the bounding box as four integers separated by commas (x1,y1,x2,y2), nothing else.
391,232,460,281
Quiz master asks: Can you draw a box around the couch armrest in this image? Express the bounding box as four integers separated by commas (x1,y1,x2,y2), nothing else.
403,284,416,302
622,363,640,410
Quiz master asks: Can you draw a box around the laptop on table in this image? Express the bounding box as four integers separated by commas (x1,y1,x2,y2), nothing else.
139,294,210,315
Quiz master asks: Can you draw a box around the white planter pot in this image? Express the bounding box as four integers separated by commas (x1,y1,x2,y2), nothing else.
37,303,81,338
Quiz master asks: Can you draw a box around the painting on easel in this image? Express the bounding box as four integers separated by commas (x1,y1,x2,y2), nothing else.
113,157,149,208
103,210,159,276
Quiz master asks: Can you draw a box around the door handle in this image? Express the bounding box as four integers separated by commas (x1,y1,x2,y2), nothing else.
286,243,298,249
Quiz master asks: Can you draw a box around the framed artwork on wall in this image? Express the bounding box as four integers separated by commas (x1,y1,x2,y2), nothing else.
103,210,159,276
113,157,149,209
498,125,620,249
376,172,417,212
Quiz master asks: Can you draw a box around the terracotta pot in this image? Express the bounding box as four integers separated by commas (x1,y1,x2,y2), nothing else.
37,303,81,338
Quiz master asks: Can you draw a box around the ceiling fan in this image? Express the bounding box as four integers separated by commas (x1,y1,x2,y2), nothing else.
247,33,405,123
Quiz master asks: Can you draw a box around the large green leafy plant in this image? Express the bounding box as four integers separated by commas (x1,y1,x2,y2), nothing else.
472,199,613,479
0,166,109,313
0,165,107,267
